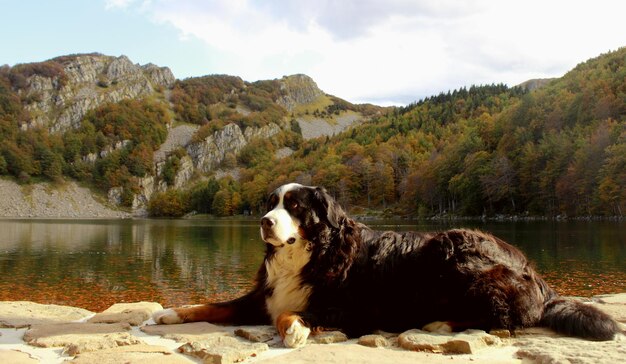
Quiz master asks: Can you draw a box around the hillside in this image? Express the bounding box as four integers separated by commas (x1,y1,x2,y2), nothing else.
0,54,379,216
1,48,625,218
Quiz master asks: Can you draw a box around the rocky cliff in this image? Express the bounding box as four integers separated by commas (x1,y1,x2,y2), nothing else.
19,54,175,132
1,53,374,216
276,74,324,112
187,122,283,173
128,121,286,212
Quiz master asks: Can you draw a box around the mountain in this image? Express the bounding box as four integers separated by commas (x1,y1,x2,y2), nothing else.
1,48,624,218
517,78,555,91
0,53,380,215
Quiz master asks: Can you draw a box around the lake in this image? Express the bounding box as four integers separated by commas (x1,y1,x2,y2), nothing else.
0,218,624,312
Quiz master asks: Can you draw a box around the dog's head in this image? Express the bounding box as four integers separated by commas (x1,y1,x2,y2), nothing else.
260,183,346,247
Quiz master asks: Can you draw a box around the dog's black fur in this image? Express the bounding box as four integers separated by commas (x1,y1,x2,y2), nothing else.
154,184,621,343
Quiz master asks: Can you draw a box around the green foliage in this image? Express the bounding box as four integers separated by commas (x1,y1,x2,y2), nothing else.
231,48,626,217
147,190,190,217
188,178,220,214
84,99,169,148
170,75,245,124
1,49,625,218
7,60,68,89
173,75,287,139
0,155,6,174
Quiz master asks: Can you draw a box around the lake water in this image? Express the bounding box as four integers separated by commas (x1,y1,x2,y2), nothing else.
0,218,624,312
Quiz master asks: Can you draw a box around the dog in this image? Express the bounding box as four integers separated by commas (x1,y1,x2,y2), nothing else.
153,183,620,347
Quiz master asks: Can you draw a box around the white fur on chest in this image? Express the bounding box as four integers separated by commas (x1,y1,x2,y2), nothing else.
265,243,312,323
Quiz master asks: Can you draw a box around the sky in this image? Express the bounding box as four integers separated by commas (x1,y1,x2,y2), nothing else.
2,1,626,106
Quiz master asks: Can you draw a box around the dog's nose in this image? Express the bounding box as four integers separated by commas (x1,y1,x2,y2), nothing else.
261,217,275,229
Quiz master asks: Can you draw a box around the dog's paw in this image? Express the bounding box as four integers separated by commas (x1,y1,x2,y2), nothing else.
152,308,184,324
276,312,310,348
283,319,311,348
422,321,453,333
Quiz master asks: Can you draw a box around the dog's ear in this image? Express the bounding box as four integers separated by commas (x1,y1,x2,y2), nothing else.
314,186,344,228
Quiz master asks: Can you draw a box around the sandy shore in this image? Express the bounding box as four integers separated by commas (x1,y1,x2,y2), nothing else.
0,294,624,363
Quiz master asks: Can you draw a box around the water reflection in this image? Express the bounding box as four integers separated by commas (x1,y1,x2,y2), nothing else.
0,218,624,311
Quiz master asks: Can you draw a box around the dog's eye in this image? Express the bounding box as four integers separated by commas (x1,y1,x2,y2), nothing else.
290,202,298,209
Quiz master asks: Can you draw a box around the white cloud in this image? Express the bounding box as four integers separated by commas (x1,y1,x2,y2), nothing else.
104,0,136,9
113,0,626,105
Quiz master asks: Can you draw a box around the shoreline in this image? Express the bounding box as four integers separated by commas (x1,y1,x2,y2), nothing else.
1,295,625,363
1,179,624,221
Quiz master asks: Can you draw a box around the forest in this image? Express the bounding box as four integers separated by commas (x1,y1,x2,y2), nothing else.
168,49,625,218
1,48,625,218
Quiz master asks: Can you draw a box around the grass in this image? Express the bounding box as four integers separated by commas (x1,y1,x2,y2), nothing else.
292,94,334,116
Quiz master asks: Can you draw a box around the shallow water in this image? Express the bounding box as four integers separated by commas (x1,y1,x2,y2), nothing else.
0,218,624,311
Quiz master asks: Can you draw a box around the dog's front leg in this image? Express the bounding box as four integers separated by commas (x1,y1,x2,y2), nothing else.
153,287,270,325
153,303,235,324
276,311,312,348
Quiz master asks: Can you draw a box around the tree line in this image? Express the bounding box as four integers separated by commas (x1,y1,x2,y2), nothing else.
174,49,625,218
1,48,625,218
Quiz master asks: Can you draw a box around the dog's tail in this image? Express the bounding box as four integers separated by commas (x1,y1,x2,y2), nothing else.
541,297,621,341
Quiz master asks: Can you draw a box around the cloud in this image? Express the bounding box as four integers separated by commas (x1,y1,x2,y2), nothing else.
104,0,136,9
111,0,626,104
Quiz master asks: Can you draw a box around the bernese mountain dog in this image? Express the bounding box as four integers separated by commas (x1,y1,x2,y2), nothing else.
153,183,620,347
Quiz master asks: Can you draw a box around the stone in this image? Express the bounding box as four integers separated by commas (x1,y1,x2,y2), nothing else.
140,322,227,340
598,305,626,323
63,332,143,355
187,123,247,173
0,301,93,328
489,329,512,339
591,295,626,322
594,293,626,305
89,302,163,326
173,155,194,188
398,329,501,354
69,344,194,364
310,330,348,344
514,335,626,364
254,343,468,364
514,327,562,338
276,74,324,112
21,54,174,133
234,326,277,343
0,349,39,364
176,333,269,364
296,112,362,140
358,334,390,348
23,322,131,347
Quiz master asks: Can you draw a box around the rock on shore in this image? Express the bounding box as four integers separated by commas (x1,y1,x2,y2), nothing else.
0,179,129,218
0,295,624,363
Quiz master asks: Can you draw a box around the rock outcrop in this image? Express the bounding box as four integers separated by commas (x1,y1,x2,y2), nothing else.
276,74,324,112
19,54,175,132
187,122,282,173
3,52,374,215
0,294,624,363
